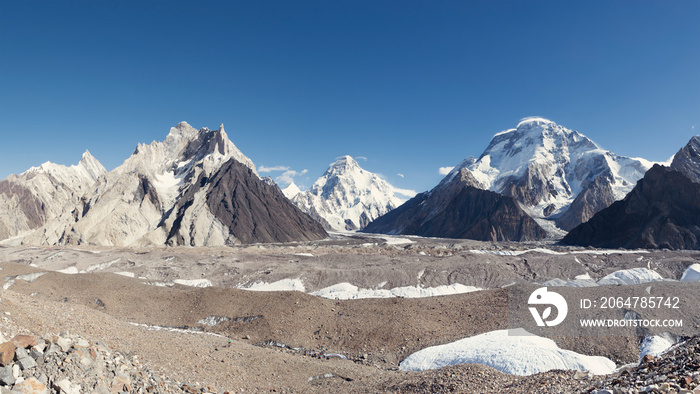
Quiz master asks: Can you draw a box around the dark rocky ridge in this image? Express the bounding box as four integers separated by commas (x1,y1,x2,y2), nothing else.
166,158,328,245
562,165,700,249
555,176,616,231
363,168,548,242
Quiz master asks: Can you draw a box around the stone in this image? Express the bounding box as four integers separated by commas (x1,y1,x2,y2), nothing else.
642,354,655,364
17,357,37,371
30,340,46,353
55,337,71,353
15,347,29,360
10,336,37,349
574,370,593,380
79,356,93,368
74,338,89,348
0,365,14,386
55,378,81,394
44,343,60,355
12,377,49,394
11,365,19,379
28,349,42,360
0,343,16,366
110,374,131,392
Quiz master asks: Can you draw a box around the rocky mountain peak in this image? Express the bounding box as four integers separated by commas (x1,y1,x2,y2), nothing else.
78,150,107,180
282,182,301,199
18,122,325,247
444,118,653,229
670,135,700,184
326,155,360,173
290,155,412,231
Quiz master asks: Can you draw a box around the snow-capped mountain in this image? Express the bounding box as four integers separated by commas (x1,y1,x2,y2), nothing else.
0,151,106,243
289,156,415,231
23,122,327,246
282,182,301,199
445,117,655,230
362,165,549,241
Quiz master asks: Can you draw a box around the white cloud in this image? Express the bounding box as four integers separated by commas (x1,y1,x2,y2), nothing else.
393,187,418,199
259,165,290,173
438,166,454,176
397,173,404,178
276,169,308,185
356,156,368,161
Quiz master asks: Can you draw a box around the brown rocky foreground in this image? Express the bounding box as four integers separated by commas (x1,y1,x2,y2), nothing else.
0,240,698,392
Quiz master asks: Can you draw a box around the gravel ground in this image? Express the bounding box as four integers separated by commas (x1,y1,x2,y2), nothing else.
0,242,698,393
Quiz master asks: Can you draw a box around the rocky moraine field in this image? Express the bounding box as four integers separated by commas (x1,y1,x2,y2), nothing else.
0,233,699,393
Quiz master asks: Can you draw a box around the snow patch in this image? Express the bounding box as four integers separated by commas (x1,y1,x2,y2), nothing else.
399,328,616,376
11,272,47,283
174,279,213,288
243,279,306,292
85,258,121,272
680,263,700,282
311,283,481,300
639,335,674,362
597,268,664,286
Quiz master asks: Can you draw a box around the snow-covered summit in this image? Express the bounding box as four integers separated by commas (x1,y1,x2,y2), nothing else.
25,150,106,186
290,155,415,231
444,118,655,229
282,182,301,199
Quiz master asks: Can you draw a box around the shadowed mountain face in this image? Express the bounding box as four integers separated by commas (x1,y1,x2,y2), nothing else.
166,158,328,245
562,165,700,250
363,169,548,242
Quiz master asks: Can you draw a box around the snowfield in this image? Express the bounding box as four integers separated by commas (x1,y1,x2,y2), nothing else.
310,283,481,300
680,263,700,282
399,328,617,376
545,267,666,287
596,268,664,285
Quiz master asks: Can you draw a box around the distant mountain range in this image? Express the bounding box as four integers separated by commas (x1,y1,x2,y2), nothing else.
7,122,326,247
364,117,662,242
284,156,414,231
1,119,698,249
0,150,105,241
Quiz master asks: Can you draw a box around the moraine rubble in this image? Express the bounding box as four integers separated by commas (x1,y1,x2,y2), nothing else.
0,332,214,394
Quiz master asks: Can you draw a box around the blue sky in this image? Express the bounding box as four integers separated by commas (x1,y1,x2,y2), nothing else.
1,0,698,193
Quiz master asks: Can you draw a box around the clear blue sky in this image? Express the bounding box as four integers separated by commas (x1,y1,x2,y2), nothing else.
1,0,698,193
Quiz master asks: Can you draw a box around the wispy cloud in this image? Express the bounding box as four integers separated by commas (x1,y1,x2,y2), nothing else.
393,187,417,199
397,173,404,178
259,165,290,173
276,169,308,185
356,156,368,161
438,166,454,175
